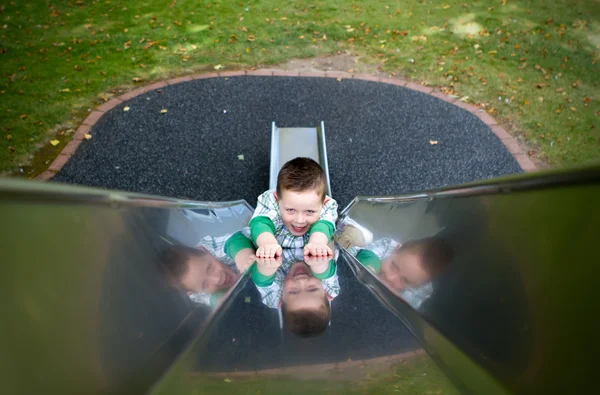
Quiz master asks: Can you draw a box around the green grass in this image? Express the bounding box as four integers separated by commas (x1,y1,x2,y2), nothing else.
168,354,460,395
1,0,598,175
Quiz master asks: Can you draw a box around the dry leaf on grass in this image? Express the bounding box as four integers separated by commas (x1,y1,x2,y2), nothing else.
50,140,60,146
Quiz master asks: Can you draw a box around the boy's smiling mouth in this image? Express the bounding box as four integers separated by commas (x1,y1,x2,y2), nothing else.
290,224,308,233
293,266,309,278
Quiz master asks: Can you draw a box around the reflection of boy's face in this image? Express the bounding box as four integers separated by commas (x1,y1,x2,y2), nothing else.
380,250,431,290
276,190,324,236
180,254,238,295
282,262,326,310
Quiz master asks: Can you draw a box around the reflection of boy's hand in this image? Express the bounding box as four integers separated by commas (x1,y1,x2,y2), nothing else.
256,244,282,258
305,256,331,275
304,243,333,257
234,248,256,273
255,256,282,277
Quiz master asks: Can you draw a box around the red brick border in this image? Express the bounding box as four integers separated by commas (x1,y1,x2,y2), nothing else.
36,70,535,180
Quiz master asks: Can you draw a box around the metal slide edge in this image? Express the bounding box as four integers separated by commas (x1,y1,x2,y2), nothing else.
317,121,333,197
269,122,279,191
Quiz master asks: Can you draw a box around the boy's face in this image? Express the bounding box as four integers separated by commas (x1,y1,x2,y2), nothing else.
282,262,327,310
380,250,431,291
276,189,324,236
180,254,238,295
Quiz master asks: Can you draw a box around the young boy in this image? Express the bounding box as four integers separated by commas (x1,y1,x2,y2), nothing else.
160,231,256,307
251,249,339,337
249,157,338,258
351,237,452,309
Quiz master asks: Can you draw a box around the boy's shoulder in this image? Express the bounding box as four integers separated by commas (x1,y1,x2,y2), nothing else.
258,189,277,201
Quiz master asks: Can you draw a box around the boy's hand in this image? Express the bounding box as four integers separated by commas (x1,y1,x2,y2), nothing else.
234,248,256,273
305,256,331,274
256,256,282,277
304,243,333,257
256,244,282,258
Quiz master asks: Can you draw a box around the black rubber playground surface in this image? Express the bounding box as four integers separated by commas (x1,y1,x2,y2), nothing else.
53,76,522,208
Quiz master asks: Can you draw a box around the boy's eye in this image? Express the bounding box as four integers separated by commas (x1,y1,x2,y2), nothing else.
306,210,315,215
308,286,318,292
289,290,298,294
287,208,295,213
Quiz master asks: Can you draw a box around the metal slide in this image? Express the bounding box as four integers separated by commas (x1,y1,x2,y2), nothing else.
269,121,332,196
1,162,599,393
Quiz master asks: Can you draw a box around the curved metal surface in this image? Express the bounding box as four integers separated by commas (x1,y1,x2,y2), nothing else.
0,179,253,394
2,165,599,394
336,165,600,394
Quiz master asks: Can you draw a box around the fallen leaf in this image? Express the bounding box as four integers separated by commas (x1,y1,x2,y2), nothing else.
224,378,232,383
584,97,591,103
123,106,130,111
214,64,224,70
523,100,529,105
556,88,564,92
5,134,11,140
84,134,92,140
536,83,545,89
430,140,439,145
50,140,60,146
237,154,244,160
60,88,71,92
132,77,143,82
337,77,342,82
570,107,577,112
244,297,251,303
160,109,168,114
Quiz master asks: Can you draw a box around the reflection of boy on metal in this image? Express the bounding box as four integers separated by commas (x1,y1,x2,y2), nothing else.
251,248,339,337
159,231,256,307
351,237,453,309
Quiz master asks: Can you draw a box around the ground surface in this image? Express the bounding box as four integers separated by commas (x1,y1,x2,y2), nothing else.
52,76,521,207
2,0,598,176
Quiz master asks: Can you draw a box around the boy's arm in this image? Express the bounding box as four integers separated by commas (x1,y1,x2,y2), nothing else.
306,256,336,278
305,197,339,256
355,249,382,274
250,191,283,257
250,262,284,309
307,196,338,241
224,231,256,272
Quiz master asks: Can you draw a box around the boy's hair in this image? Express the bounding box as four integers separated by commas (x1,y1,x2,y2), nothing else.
277,157,327,200
282,296,330,338
399,237,454,276
159,245,208,288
